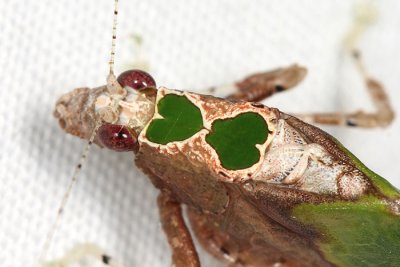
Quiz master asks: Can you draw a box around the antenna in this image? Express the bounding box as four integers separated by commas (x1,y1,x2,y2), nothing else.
39,0,122,262
106,0,125,95
109,0,119,75
39,122,102,263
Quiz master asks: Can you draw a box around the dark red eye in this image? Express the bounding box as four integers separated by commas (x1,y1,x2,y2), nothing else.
98,124,138,152
117,69,156,90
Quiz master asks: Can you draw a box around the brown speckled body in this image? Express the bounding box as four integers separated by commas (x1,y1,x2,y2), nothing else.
54,82,392,267
136,144,333,266
134,110,368,267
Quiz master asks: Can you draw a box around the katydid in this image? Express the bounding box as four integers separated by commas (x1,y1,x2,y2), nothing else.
46,1,399,267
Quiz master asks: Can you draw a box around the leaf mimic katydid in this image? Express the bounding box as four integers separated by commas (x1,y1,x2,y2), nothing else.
44,1,399,267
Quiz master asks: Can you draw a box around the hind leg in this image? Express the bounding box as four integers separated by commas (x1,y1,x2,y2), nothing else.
292,2,394,128
292,51,394,128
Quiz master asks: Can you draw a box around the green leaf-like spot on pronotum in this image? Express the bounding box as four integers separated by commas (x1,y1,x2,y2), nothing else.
206,112,268,170
146,94,203,145
292,198,400,267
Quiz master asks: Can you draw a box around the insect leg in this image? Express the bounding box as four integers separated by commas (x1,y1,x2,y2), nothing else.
292,2,394,128
206,64,307,102
292,60,395,128
187,208,243,266
157,191,201,267
42,243,127,267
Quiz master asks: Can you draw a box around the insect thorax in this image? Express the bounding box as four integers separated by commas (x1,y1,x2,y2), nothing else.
135,88,370,210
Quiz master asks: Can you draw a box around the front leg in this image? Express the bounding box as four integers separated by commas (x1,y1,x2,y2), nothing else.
157,191,201,267
207,64,307,102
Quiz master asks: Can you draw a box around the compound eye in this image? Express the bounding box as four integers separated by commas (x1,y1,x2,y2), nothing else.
98,124,138,152
117,69,156,90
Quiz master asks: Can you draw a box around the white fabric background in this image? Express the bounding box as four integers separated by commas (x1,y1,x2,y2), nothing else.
1,1,400,266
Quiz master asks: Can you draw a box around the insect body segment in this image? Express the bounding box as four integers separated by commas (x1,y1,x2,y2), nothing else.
93,70,157,152
253,118,368,198
139,87,278,181
54,67,400,267
92,70,157,151
144,90,271,171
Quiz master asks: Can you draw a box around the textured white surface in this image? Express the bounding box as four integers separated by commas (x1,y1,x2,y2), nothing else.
1,1,400,267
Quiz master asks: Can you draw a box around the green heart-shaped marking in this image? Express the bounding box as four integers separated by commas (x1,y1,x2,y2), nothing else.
146,94,203,145
206,112,268,170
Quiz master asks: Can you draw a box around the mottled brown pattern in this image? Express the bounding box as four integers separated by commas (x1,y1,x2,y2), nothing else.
144,88,279,182
54,85,107,145
136,141,229,214
135,122,338,266
54,84,387,267
188,192,333,267
136,143,335,266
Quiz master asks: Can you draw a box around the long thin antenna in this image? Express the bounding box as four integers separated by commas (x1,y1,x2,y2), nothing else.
39,122,102,263
109,0,119,75
40,0,122,263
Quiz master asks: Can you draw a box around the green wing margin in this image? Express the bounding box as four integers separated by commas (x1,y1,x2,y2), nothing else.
293,197,400,267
